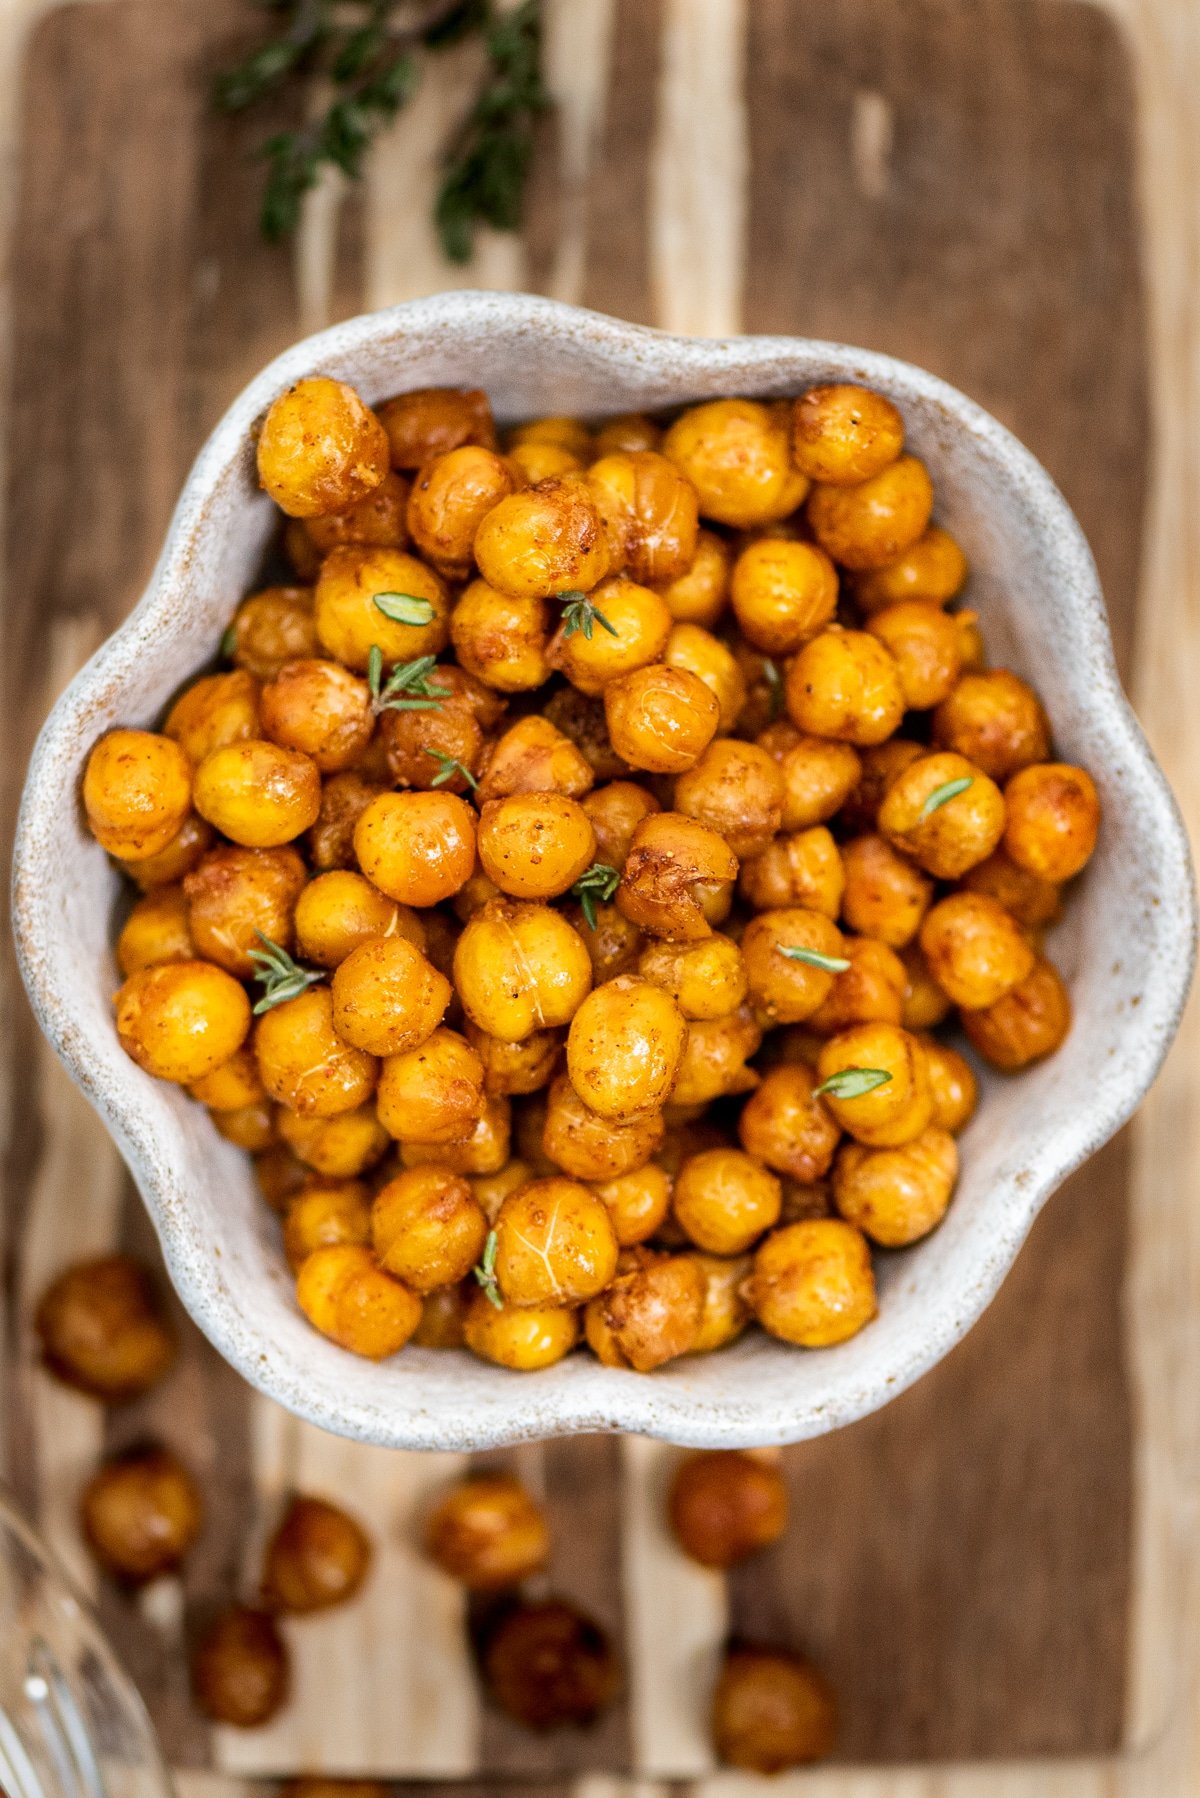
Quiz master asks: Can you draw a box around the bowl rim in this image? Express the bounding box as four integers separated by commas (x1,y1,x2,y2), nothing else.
12,290,1197,1449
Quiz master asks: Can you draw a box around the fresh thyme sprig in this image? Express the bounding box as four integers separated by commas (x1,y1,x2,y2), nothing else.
570,863,620,929
374,590,437,627
777,946,851,973
425,748,478,789
762,657,783,721
366,646,450,713
249,931,326,1014
919,775,974,819
558,590,618,642
812,1067,893,1101
473,1229,503,1309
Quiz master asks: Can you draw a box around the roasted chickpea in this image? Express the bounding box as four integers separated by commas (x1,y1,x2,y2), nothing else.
563,899,644,983
899,943,952,1031
593,412,661,456
617,812,738,941
492,1176,619,1306
850,524,967,612
262,1493,370,1613
839,833,932,948
737,1064,841,1182
638,934,746,1020
370,1165,487,1291
840,736,927,833
407,445,515,572
455,899,592,1041
593,1162,672,1245
464,1284,580,1367
474,476,609,599
806,935,907,1035
673,740,784,860
465,1021,560,1098
960,847,1061,929
814,1022,932,1147
257,376,388,517
919,891,1035,1010
592,1249,705,1370
960,954,1071,1069
302,467,410,555
603,663,719,774
258,659,373,773
785,627,905,746
426,1474,549,1589
292,871,413,969
748,1218,876,1347
807,454,933,570
670,1006,763,1106
80,1446,202,1582
193,740,320,848
542,1070,664,1180
280,1108,388,1181
656,529,731,626
548,574,672,695
581,779,660,868
377,387,495,468
116,960,250,1084
255,1142,310,1212
543,682,632,781
295,1243,420,1358
117,812,215,891
451,579,551,692
566,975,686,1119
921,1037,978,1133
658,625,743,735
182,844,305,977
116,885,195,976
470,1158,536,1224
376,1027,484,1145
673,1148,782,1255
507,440,583,484
211,1098,277,1152
35,1257,174,1399
379,664,501,794
865,600,962,709
764,729,862,831
932,668,1050,781
282,1181,372,1271
1003,762,1100,881
876,751,1006,881
669,1451,788,1567
287,1782,387,1798
741,908,847,1025
400,1093,512,1175
190,1043,265,1111
791,382,904,486
354,789,476,906
712,1645,837,1771
585,448,700,584
330,935,450,1058
306,770,383,871
663,399,808,528
412,1282,470,1347
313,546,449,675
482,1598,619,1729
476,714,594,804
834,1125,957,1246
739,825,844,918
229,587,319,681
165,669,261,765
476,793,596,900
256,985,378,1115
689,1251,753,1352
731,538,838,654
191,1605,289,1728
505,415,591,459
83,729,193,860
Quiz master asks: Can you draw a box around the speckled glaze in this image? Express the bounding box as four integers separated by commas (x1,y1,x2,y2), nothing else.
12,293,1196,1450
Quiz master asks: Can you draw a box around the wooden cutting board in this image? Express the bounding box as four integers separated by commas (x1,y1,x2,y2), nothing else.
1,0,1153,1779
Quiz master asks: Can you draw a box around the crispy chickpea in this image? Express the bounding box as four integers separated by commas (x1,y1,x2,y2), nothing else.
670,1006,763,1106
815,1022,932,1147
660,624,744,735
739,826,844,918
507,415,592,459
474,476,609,599
191,1605,288,1727
493,1176,619,1306
932,669,1050,781
116,885,195,976
785,627,905,746
378,387,495,468
477,793,596,900
953,607,985,672
737,1064,841,1182
377,1027,484,1145
255,1142,310,1212
258,659,373,773
303,467,410,555
564,899,644,983
668,1451,788,1568
190,1043,264,1110
866,600,961,709
877,751,1006,880
581,779,660,868
617,812,738,941
638,934,747,1020
279,1106,389,1178
899,943,952,1031
379,664,501,794
83,729,193,860
229,587,318,681
330,935,450,1058
412,1282,470,1347
585,449,700,584
455,899,592,1041
593,1250,705,1370
165,669,261,764
840,833,932,948
1003,762,1100,881
426,1474,549,1588
257,376,388,517
354,789,476,906
543,682,631,780
961,847,1061,928
566,975,687,1119
791,382,904,486
689,1251,753,1352
674,1148,782,1255
841,737,927,833
296,1243,421,1358
282,1182,372,1271
182,844,306,977
451,579,551,692
307,770,383,871
807,454,934,569
80,1446,202,1582
834,1125,957,1246
542,1070,664,1179
921,1037,978,1133
482,1598,619,1729
713,1645,837,1771
807,936,907,1034
741,908,847,1025
293,871,414,968
673,740,784,860
960,955,1071,1069
594,412,661,456
656,529,731,626
35,1257,174,1399
548,574,673,695
116,960,250,1084
748,1218,876,1347
371,1165,487,1290
919,891,1035,1010
731,538,839,654
766,730,862,831
313,545,450,672
508,440,583,484
407,445,515,571
662,399,808,528
400,1094,512,1175
262,1494,370,1614
850,524,968,612
466,1021,560,1097
593,1163,672,1245
476,715,594,804
471,1158,535,1223
193,740,320,847
211,1099,276,1152
117,812,214,891
464,1286,580,1367
256,986,378,1116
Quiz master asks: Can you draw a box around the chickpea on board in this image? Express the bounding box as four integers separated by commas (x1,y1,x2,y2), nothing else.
84,374,1098,1376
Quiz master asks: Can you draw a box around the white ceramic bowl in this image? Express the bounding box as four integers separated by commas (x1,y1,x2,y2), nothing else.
13,292,1195,1450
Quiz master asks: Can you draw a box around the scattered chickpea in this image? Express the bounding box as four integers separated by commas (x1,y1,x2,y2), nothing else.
425,1474,549,1589
712,1644,837,1771
191,1604,289,1728
261,1493,371,1613
668,1450,788,1568
80,1447,202,1581
482,1598,621,1730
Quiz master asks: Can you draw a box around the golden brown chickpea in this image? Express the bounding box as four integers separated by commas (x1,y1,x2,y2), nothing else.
412,1281,470,1347
1003,762,1100,882
306,770,382,871
656,528,731,626
465,1021,560,1097
470,1158,535,1224
282,1181,372,1272
302,466,410,556
255,1142,310,1212
189,1043,264,1111
542,1070,664,1180
83,729,193,861
193,740,320,848
593,412,661,456
370,1164,488,1290
117,812,214,891
182,844,306,977
399,1093,512,1176
737,1064,841,1182
451,867,503,925
258,659,373,773
262,1494,371,1614
581,779,660,868
688,1251,753,1352
739,825,844,918
376,1027,484,1145
313,545,450,672
354,789,476,906
806,935,907,1034
593,1162,672,1246
960,847,1061,929
673,1148,782,1255
960,954,1071,1069
814,1022,932,1147
407,445,515,572
463,1295,578,1378
474,476,609,599
785,627,905,746
765,729,862,831
116,960,250,1084
116,886,195,977
256,985,378,1116
834,1125,957,1246
477,793,597,900
850,524,968,612
659,624,744,734
919,891,1035,1010
542,682,631,780
953,608,987,672
455,899,592,1041
840,736,927,834
296,1242,421,1357
278,1105,389,1179
877,751,1006,880
566,975,686,1120
663,399,808,527
563,899,644,983
330,935,450,1058
673,740,784,861
741,908,847,1025
211,1098,277,1153
191,1605,289,1727
493,1176,619,1306
593,1249,705,1370
378,387,495,468
807,454,933,570
585,449,700,584
668,1451,788,1568
476,715,593,804
839,832,932,948
748,1218,876,1347
866,600,962,709
899,943,952,1031
379,664,502,795
293,872,414,969
791,382,904,486
638,934,747,1020
165,669,261,765
932,668,1050,781
426,1474,550,1588
670,1006,764,1106
80,1446,202,1582
617,811,738,941
507,440,583,484
451,578,551,692
506,415,592,459
921,1037,978,1134
547,574,673,696
257,377,388,518
35,1257,174,1399
482,1598,619,1729
229,587,319,681
731,538,838,654
713,1644,837,1771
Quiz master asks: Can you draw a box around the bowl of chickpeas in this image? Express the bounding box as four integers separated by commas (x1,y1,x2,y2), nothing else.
13,291,1194,1449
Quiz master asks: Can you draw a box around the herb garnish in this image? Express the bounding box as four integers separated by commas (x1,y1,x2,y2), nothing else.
425,748,478,789
374,591,437,627
367,647,450,713
812,1067,893,1101
570,863,621,929
473,1230,503,1309
777,946,852,973
919,775,974,819
558,590,618,642
763,657,783,721
249,932,325,1014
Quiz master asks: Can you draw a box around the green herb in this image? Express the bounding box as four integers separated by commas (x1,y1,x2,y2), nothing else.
777,946,852,973
248,932,325,1014
367,646,450,713
558,590,618,642
219,624,238,659
473,1229,502,1309
919,775,974,819
763,657,783,721
215,1,549,260
425,748,478,789
570,863,621,930
374,590,437,627
812,1067,893,1101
